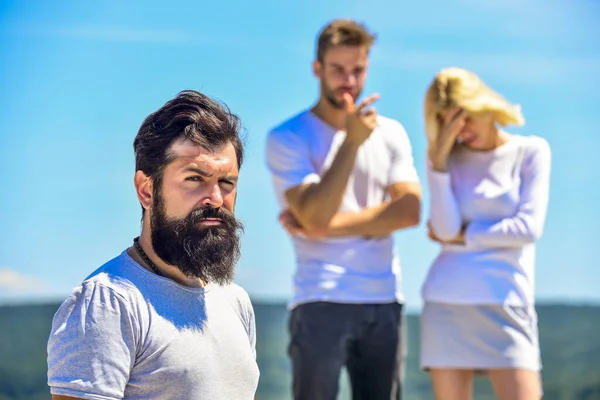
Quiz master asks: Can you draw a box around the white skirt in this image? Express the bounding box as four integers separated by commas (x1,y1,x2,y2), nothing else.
420,302,542,372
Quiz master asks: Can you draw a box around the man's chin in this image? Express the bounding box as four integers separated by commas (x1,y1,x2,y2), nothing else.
176,237,238,285
326,96,345,109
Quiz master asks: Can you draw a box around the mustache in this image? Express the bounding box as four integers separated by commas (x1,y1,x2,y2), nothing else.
186,206,242,229
150,202,243,284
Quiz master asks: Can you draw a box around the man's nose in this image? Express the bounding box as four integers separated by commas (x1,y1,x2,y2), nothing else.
343,73,357,86
201,183,224,208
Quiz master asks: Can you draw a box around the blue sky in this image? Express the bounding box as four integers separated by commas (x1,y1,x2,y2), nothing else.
1,0,598,311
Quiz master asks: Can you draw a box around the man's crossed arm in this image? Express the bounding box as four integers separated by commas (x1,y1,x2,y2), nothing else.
281,181,422,239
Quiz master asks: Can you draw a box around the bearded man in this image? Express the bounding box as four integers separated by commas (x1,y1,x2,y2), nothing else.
47,90,259,400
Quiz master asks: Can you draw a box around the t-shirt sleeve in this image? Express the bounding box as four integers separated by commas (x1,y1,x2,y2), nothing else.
265,129,320,205
387,121,420,186
247,302,257,360
238,289,257,359
225,284,257,361
47,282,138,400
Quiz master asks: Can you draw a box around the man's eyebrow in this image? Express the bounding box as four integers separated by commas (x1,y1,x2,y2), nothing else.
184,167,212,177
183,167,238,181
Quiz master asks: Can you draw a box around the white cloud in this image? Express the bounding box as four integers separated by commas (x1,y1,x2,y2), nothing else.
0,267,45,292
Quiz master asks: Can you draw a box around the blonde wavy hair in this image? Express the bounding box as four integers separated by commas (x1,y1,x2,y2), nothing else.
424,67,525,156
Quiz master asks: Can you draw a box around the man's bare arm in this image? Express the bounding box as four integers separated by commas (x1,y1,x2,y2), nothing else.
324,181,422,237
52,395,83,400
285,93,379,232
285,138,361,232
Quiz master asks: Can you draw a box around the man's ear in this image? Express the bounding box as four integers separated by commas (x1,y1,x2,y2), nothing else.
312,60,322,79
134,170,153,211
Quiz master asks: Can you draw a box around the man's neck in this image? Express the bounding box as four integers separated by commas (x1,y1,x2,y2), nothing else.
128,229,206,288
310,97,346,131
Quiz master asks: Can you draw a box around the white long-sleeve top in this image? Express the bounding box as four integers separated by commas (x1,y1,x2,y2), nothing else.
422,134,551,306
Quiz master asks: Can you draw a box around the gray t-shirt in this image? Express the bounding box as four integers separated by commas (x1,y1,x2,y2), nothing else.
47,250,260,399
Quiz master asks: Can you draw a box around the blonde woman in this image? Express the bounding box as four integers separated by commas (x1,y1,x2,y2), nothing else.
420,67,551,400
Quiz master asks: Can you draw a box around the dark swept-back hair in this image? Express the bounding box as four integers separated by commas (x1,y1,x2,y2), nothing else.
133,90,245,189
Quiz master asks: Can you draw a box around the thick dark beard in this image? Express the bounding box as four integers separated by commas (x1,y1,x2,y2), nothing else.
150,190,244,285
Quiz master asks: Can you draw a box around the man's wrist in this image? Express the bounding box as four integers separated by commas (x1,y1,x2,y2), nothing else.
342,134,365,149
431,158,448,172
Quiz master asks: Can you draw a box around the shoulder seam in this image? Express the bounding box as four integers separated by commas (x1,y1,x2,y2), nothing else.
81,280,134,309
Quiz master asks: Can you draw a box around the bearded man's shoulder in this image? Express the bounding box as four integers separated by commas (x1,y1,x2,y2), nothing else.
75,250,150,305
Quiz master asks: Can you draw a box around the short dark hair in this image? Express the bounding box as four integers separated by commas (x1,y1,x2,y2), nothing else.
316,19,377,62
134,90,245,187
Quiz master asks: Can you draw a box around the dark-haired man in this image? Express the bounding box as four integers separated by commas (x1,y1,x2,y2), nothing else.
48,90,259,399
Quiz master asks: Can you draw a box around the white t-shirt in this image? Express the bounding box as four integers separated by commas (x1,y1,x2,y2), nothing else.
47,251,260,400
266,110,420,308
422,134,552,306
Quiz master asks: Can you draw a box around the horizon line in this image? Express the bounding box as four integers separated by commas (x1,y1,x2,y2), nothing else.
1,297,599,313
